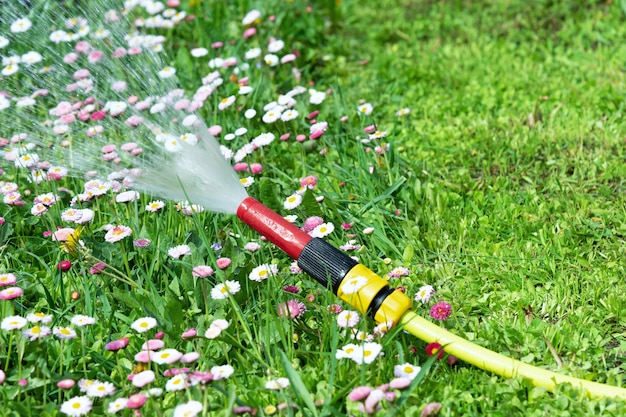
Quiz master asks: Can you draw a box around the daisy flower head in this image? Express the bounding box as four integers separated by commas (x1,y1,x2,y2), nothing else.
310,222,335,238
396,108,411,117
145,200,165,212
218,95,236,111
240,176,255,187
11,17,32,33
249,264,278,282
353,342,383,365
210,364,234,380
336,310,360,328
264,54,279,67
168,244,191,259
1,315,27,330
265,377,290,390
60,396,92,416
394,363,421,380
335,343,361,360
26,312,52,323
357,102,373,115
277,299,306,319
104,225,132,243
388,266,410,279
22,325,51,341
173,401,203,417
210,280,241,299
415,285,435,303
341,276,367,295
158,66,176,79
107,398,128,414
71,315,96,327
165,374,188,392
190,47,208,57
131,317,157,333
0,273,17,286
152,348,183,365
430,301,452,321
86,381,115,398
242,9,261,25
283,193,302,210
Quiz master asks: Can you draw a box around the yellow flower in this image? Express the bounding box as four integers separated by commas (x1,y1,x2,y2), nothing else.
60,226,83,257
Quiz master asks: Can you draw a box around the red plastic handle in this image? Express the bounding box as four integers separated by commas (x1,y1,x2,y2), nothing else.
236,197,312,259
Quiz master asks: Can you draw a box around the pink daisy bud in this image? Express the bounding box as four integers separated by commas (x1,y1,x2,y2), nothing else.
208,125,222,136
216,257,231,269
57,261,72,271
126,394,147,409
57,379,75,389
233,162,249,172
250,163,263,174
181,328,197,339
348,386,371,402
192,266,214,278
243,27,257,39
105,337,129,351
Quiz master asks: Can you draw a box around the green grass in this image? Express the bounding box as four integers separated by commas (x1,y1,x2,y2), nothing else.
1,0,626,416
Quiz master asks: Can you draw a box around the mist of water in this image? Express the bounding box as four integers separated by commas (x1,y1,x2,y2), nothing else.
0,0,248,214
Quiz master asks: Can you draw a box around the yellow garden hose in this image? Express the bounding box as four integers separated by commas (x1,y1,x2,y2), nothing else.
400,311,626,399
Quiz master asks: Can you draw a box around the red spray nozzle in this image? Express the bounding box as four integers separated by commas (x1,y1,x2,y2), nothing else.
236,197,312,260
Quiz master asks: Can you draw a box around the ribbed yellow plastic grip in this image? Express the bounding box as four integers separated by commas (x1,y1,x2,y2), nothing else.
337,264,413,325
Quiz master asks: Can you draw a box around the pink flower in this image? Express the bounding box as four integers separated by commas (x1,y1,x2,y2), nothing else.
300,175,318,189
364,125,377,133
57,261,72,272
280,133,291,140
52,227,75,242
0,286,23,300
105,337,129,351
429,301,452,321
302,216,324,232
18,379,28,387
0,370,4,384
250,163,263,174
363,389,385,413
208,125,222,136
181,352,200,363
133,238,151,248
307,110,319,120
105,225,132,243
132,370,155,388
90,262,106,274
0,273,17,286
57,379,75,389
243,27,257,39
421,402,442,417
277,300,306,319
233,162,249,172
216,258,231,269
126,394,147,409
181,328,197,339
88,50,104,63
348,386,371,402
192,266,214,278
389,377,411,389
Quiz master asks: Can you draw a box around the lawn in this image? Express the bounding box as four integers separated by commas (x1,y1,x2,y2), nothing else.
1,0,626,416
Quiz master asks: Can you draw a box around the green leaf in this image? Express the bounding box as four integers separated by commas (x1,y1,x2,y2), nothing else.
279,349,319,417
301,189,324,218
402,244,414,264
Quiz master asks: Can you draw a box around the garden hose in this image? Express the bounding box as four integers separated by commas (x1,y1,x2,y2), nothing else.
236,196,626,400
